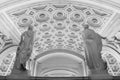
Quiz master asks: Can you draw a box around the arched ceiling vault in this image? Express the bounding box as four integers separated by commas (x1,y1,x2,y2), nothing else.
0,0,119,44
0,0,120,68
0,0,119,62
0,0,120,77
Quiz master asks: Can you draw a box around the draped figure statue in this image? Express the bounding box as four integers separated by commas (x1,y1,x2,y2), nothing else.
82,25,113,80
82,24,107,74
14,25,34,71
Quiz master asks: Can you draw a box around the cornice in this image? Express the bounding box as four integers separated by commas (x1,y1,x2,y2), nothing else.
91,0,120,11
0,0,119,11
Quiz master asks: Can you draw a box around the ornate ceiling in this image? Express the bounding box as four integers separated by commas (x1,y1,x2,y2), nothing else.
0,0,120,77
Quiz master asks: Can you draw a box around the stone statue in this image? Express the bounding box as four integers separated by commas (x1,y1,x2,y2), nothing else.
82,24,107,75
14,25,34,71
82,24,113,80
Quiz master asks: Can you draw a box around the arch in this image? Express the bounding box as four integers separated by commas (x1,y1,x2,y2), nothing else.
35,49,85,62
33,51,86,76
41,69,79,77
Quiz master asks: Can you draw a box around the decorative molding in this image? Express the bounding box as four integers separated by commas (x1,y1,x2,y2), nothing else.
91,0,120,11
102,45,120,76
0,46,17,76
0,13,20,44
5,1,113,59
0,0,30,10
0,0,120,77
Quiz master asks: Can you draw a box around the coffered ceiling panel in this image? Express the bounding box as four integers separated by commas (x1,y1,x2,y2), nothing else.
0,0,120,77
5,0,113,33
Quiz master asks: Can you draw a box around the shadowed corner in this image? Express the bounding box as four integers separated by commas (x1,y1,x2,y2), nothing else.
89,70,113,80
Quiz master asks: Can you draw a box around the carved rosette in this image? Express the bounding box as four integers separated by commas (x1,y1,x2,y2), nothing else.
53,10,67,21
17,16,33,28
87,15,102,28
54,22,66,30
39,23,51,32
70,12,84,23
35,12,50,23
